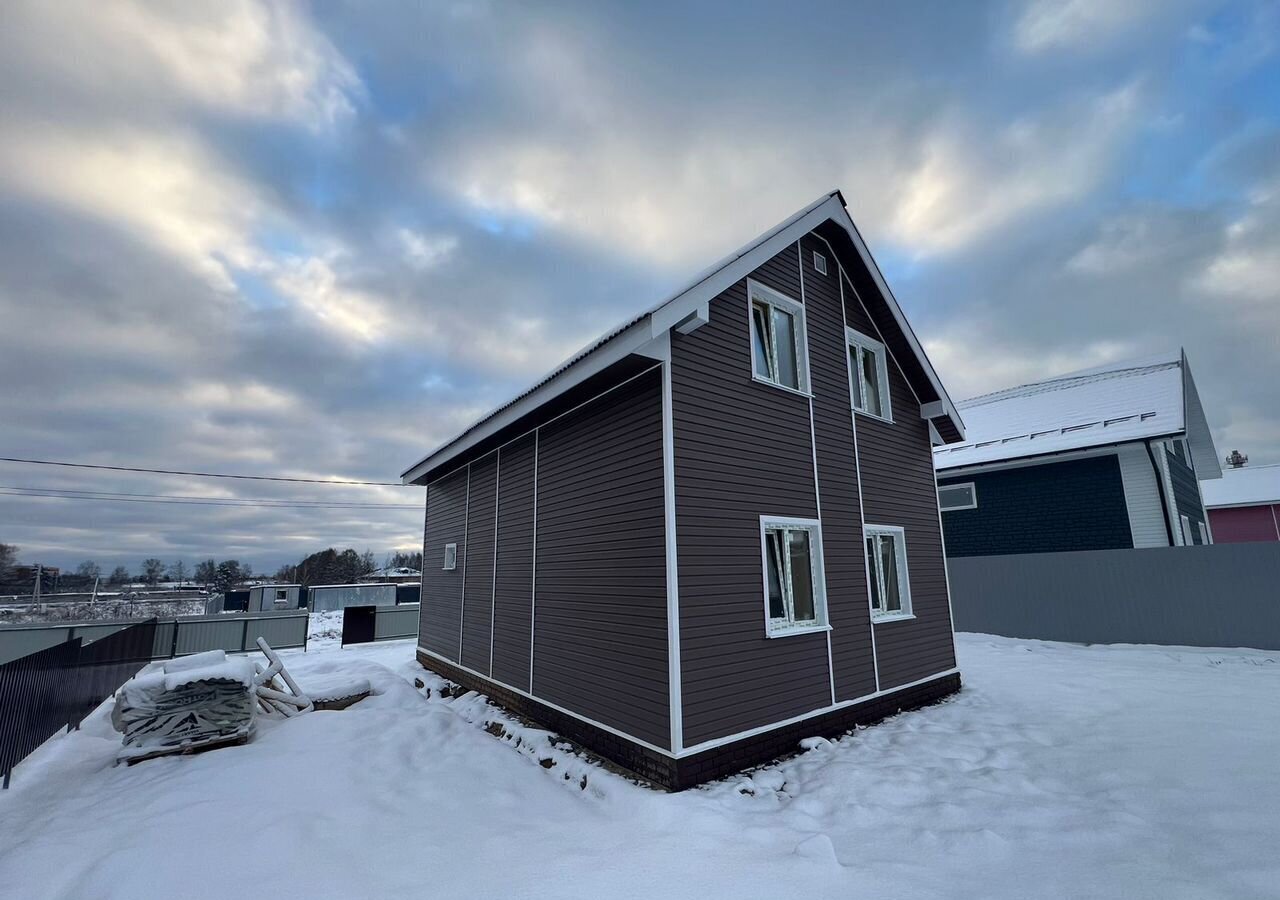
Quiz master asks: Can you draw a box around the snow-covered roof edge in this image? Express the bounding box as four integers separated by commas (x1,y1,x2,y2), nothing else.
1179,350,1222,480
1202,463,1280,508
934,349,1221,476
401,191,964,484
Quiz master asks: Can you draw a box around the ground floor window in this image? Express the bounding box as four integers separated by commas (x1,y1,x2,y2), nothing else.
760,517,828,637
865,525,912,621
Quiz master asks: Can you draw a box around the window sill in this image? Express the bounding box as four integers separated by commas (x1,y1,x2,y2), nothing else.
752,374,813,399
871,613,915,625
766,624,832,639
852,407,894,425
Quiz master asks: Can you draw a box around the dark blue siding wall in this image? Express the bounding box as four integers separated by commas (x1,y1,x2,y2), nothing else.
1166,445,1208,543
939,455,1134,557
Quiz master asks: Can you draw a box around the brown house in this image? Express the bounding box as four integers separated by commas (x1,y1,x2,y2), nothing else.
401,191,966,789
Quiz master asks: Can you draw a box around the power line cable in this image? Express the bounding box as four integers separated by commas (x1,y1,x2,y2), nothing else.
0,456,408,486
0,484,412,507
0,490,419,510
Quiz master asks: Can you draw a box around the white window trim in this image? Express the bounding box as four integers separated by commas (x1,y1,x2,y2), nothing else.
443,542,458,571
746,279,812,397
865,524,913,622
759,515,830,638
1197,521,1210,545
938,482,977,511
845,327,893,423
1180,515,1194,546
812,250,827,275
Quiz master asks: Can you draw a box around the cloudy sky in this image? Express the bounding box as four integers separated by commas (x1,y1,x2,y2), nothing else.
1,0,1278,574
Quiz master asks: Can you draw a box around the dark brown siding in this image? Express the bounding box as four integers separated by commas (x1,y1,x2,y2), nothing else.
421,466,468,660
799,234,878,701
491,433,535,690
460,452,497,674
672,243,831,748
843,270,957,688
532,369,670,749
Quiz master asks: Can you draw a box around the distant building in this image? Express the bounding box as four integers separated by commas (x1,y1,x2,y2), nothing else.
1201,463,1280,543
933,350,1221,556
247,584,303,611
359,566,421,584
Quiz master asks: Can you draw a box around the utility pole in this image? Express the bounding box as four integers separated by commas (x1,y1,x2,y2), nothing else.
91,575,100,603
33,564,41,605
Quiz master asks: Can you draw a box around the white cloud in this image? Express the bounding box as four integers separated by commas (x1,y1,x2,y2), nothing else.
1192,182,1280,328
926,329,1139,401
1012,0,1158,54
268,255,392,344
888,83,1142,255
2,1,361,127
425,18,1145,267
397,230,459,270
0,125,261,292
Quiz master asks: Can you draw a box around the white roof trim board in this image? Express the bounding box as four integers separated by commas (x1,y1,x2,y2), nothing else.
933,350,1222,478
402,190,964,484
1201,463,1280,509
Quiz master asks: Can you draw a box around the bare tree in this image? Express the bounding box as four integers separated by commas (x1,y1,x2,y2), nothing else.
1,542,19,580
141,558,165,587
195,559,217,591
169,559,188,587
109,565,130,586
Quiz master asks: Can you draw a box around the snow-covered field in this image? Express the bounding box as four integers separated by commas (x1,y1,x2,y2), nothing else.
1,632,1277,900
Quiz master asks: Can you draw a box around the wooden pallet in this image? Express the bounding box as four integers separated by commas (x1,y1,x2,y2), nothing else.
120,730,250,766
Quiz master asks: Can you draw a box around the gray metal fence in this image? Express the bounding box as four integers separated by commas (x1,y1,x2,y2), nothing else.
340,603,419,646
0,610,309,666
947,542,1280,650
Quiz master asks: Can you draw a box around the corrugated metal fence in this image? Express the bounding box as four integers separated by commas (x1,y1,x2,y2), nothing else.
1,619,156,787
947,542,1280,650
340,604,419,646
0,610,309,666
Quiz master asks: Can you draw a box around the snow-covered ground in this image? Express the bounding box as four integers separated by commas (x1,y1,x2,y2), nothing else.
1,633,1277,900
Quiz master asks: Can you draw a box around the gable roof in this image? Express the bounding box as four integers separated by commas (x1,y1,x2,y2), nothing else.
1201,463,1280,509
402,190,964,484
933,350,1222,478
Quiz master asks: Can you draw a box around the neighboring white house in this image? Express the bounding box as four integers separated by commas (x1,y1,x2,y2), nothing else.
932,350,1221,556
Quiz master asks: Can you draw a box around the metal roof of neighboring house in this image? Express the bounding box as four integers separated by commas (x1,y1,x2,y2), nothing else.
401,190,965,484
1201,463,1280,508
933,350,1222,478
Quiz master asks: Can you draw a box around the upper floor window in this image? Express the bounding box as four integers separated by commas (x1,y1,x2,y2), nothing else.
938,482,977,511
443,542,458,570
748,279,809,394
760,516,828,637
865,525,912,621
847,328,891,421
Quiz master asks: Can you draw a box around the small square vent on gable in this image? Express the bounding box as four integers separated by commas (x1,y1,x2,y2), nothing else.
812,251,827,275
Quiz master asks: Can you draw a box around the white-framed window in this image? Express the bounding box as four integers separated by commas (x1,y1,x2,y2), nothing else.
759,516,828,637
812,250,827,275
275,589,287,601
1180,515,1194,546
747,279,810,394
938,482,977,511
1198,521,1210,545
865,525,912,621
443,542,458,570
846,327,892,421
